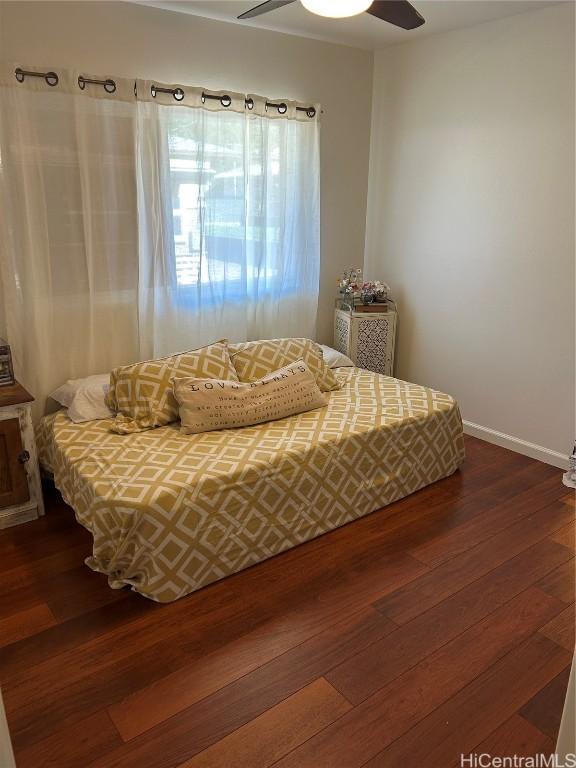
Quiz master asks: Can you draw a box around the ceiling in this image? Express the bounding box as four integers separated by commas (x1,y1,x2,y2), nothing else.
134,0,556,50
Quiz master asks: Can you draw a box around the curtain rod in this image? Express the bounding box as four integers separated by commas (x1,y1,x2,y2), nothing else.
14,67,318,118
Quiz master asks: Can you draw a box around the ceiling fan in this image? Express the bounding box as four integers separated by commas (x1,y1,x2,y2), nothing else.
237,0,425,30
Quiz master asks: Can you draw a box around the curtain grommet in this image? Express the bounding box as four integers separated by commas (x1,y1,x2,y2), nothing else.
77,76,117,94
14,68,59,87
151,84,183,100
202,92,232,108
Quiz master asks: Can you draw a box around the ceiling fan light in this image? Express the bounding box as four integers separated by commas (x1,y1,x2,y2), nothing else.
300,0,372,18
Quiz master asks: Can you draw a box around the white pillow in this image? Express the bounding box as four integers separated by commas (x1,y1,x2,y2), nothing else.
320,345,354,369
49,373,113,423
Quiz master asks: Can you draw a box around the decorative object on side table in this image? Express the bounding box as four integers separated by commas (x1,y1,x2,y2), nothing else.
352,303,390,313
0,381,44,528
334,273,396,376
337,267,363,303
361,280,390,305
337,270,391,307
0,339,15,386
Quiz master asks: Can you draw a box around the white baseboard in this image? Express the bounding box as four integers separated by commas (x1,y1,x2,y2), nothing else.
462,420,569,470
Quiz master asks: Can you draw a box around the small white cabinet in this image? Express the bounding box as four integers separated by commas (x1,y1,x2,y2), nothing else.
334,303,397,377
0,382,44,528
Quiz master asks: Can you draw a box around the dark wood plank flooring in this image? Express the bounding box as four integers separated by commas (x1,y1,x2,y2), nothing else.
0,436,573,768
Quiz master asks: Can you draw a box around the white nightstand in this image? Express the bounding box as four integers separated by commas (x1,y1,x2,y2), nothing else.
334,301,397,376
0,381,45,528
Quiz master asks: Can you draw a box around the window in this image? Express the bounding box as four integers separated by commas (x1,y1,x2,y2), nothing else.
165,109,316,304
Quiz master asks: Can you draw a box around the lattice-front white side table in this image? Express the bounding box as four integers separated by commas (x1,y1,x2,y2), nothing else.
334,301,397,376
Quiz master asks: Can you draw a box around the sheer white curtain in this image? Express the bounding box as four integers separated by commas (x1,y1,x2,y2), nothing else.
0,66,321,413
136,83,320,358
0,68,140,415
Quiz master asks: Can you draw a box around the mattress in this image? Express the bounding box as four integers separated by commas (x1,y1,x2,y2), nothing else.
36,367,465,602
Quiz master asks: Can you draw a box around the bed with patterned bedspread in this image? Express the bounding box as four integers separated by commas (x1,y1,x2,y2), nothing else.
36,367,465,602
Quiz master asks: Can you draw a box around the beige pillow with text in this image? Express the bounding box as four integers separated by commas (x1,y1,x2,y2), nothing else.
174,359,327,435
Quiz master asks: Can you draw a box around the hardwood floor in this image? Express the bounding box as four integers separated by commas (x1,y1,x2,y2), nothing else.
0,436,573,768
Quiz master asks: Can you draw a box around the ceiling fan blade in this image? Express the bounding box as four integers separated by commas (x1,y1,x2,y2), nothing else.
238,0,296,19
366,0,424,29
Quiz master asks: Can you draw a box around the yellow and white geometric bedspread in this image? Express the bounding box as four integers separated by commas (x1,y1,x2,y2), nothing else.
36,368,465,603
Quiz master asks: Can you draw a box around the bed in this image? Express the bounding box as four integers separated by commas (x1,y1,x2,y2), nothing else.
36,367,465,602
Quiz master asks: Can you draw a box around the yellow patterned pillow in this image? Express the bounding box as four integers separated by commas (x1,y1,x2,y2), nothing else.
107,341,238,434
229,338,340,393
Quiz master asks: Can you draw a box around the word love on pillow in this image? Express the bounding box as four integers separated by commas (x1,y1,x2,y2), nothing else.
173,360,327,435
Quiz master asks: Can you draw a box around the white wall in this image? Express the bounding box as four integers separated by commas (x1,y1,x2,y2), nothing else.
0,0,373,344
365,2,575,463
